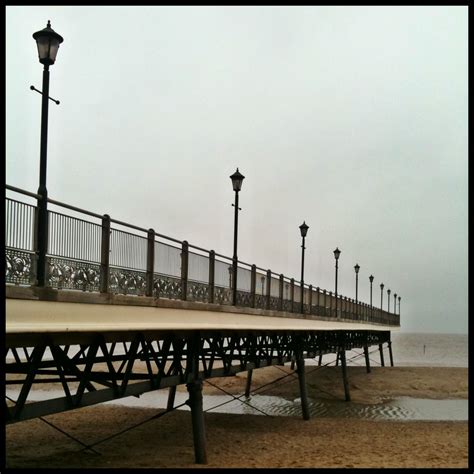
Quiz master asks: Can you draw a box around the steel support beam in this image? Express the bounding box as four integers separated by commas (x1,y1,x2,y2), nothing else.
388,341,394,367
245,368,253,398
379,343,385,367
363,345,371,373
296,357,310,420
340,350,351,402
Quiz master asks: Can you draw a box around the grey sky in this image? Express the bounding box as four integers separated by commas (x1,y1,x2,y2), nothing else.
6,6,468,333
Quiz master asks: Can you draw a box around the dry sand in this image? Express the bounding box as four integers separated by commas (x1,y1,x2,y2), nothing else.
5,366,469,469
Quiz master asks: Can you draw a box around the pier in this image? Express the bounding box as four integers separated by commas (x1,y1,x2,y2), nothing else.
5,184,399,464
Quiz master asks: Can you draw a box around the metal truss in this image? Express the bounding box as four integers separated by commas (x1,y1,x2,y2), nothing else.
5,329,390,424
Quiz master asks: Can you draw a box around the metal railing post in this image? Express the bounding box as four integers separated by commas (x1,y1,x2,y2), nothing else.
30,205,39,285
146,228,155,297
279,274,284,311
208,250,215,304
100,214,111,293
181,240,189,300
290,278,295,312
250,264,256,308
308,284,313,314
266,269,271,309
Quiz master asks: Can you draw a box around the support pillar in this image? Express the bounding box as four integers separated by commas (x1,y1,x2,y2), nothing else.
245,368,253,398
340,350,351,402
363,346,371,373
318,352,322,366
167,385,177,411
379,343,385,367
186,381,207,464
295,357,310,420
388,341,394,367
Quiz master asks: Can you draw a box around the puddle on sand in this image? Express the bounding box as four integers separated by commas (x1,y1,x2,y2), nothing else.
6,389,468,422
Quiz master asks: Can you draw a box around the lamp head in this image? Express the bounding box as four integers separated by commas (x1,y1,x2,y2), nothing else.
33,20,63,66
299,221,309,238
230,168,245,192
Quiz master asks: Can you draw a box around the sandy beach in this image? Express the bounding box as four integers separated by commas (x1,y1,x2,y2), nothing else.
5,365,468,468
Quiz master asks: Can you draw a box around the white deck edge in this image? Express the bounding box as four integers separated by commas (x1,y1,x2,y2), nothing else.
6,299,399,334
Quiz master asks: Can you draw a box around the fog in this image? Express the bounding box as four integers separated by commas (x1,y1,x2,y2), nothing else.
6,6,468,333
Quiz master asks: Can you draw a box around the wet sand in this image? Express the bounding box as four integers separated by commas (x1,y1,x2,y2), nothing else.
5,366,469,468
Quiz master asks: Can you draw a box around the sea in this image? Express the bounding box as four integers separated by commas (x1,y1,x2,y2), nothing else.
387,331,468,368
321,331,469,368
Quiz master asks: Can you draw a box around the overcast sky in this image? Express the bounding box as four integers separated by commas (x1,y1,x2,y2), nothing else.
6,6,468,333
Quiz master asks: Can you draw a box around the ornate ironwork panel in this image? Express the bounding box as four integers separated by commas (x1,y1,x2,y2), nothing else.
109,267,147,295
282,299,292,312
153,274,183,300
214,285,232,305
236,290,252,307
255,294,266,309
5,249,34,285
269,296,280,311
47,256,101,292
187,280,210,303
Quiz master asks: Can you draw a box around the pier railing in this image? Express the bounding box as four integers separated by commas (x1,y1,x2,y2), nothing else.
5,185,400,326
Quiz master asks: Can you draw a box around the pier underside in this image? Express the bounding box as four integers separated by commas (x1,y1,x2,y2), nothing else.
6,287,395,463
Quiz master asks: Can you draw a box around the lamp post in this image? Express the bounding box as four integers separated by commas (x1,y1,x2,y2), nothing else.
387,288,391,312
354,264,360,302
230,168,245,305
369,275,374,320
369,275,374,306
32,21,64,286
299,222,309,314
398,296,401,316
333,248,341,317
354,263,360,317
380,283,384,313
394,293,397,316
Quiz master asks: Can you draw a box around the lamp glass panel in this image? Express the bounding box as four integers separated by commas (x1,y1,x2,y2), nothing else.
36,36,60,63
36,36,51,61
48,38,60,62
232,177,243,192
